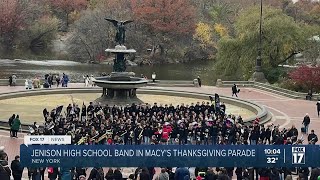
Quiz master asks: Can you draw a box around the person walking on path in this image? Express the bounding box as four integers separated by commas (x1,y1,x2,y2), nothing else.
11,155,23,180
316,100,320,117
232,84,239,97
11,115,21,138
302,113,311,135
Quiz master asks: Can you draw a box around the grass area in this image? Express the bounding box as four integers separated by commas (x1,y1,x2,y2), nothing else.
0,93,255,124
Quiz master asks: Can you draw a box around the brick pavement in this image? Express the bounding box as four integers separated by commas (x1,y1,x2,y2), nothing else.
0,84,319,179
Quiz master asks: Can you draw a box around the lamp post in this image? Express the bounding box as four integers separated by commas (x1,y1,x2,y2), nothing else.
251,0,267,82
256,0,263,72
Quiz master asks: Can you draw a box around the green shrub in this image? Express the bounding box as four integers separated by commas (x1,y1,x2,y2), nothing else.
264,67,287,84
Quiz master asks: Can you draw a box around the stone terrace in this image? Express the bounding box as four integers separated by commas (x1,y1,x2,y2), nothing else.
0,84,318,179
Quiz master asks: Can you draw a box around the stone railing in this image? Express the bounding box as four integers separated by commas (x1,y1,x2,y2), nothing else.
0,87,271,130
0,78,199,87
218,80,320,100
147,80,198,87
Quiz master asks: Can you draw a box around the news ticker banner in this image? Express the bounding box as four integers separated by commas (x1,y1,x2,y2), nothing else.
20,145,320,168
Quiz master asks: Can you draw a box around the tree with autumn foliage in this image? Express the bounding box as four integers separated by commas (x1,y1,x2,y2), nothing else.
131,0,195,35
289,65,320,92
49,0,87,30
194,22,215,48
0,0,27,55
131,0,196,61
0,0,58,57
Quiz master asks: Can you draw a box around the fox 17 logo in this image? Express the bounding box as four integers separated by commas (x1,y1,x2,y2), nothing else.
292,147,305,164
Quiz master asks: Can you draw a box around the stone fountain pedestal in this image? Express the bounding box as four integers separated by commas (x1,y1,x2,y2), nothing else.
93,46,148,105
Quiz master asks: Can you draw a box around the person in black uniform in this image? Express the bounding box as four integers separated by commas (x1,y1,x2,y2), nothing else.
127,125,134,145
232,84,239,97
134,124,143,145
178,124,185,145
203,126,210,145
195,125,203,145
81,103,86,122
117,125,127,143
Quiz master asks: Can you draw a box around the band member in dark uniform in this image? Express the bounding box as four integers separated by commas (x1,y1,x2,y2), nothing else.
127,125,134,145
117,125,127,143
114,135,124,145
143,124,153,145
195,125,203,145
134,124,143,145
203,126,210,145
101,126,108,145
81,103,86,122
178,123,185,145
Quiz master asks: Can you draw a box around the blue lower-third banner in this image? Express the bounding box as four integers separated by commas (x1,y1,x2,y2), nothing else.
20,144,320,168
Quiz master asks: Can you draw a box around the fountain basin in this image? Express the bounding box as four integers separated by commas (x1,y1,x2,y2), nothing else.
94,75,148,89
93,72,148,105
105,45,136,54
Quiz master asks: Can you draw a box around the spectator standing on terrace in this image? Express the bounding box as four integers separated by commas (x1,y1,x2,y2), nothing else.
152,72,156,83
298,167,309,180
310,167,320,180
88,167,104,180
316,100,320,117
308,130,318,144
0,146,11,180
113,168,123,180
197,76,202,87
302,113,310,134
8,114,15,137
175,167,190,180
8,76,12,86
55,75,60,87
48,167,59,180
11,155,23,180
138,168,151,180
89,75,95,87
12,74,17,86
105,169,114,180
11,115,21,138
62,73,69,87
156,168,169,180
205,169,216,180
84,75,90,87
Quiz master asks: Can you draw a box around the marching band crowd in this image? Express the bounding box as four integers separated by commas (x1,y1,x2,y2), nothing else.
35,100,318,147
2,96,320,180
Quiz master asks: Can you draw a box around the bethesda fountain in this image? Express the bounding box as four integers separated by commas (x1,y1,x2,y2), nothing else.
93,18,148,105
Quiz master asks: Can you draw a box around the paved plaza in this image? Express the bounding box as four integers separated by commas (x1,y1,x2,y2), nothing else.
0,84,318,179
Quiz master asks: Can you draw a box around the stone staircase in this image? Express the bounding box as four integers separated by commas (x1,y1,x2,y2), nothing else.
220,81,320,100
